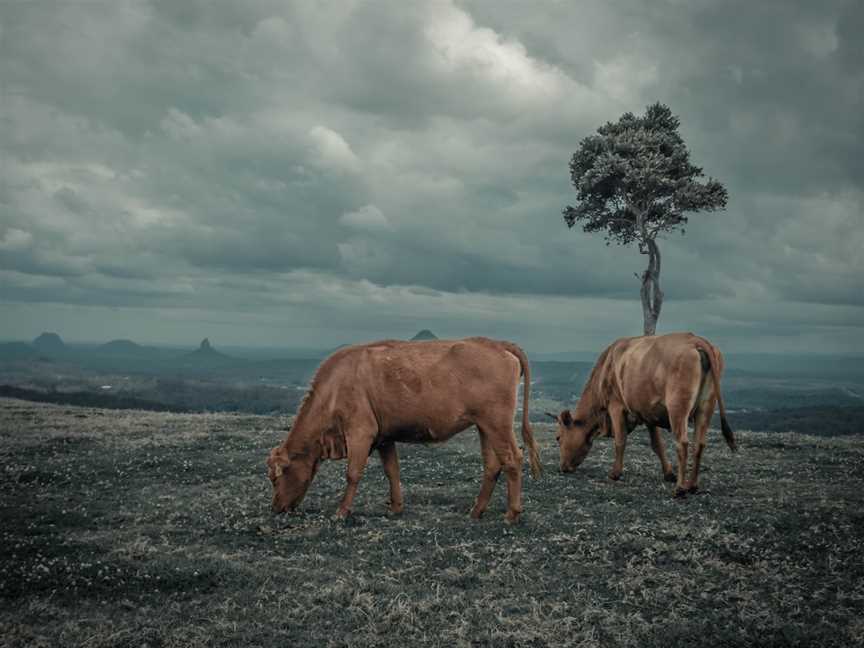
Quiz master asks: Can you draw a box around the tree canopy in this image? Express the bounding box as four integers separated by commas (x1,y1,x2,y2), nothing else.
563,103,727,246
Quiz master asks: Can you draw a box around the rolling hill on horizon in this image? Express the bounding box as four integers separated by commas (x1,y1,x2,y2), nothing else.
2,331,863,388
98,339,150,355
32,332,66,355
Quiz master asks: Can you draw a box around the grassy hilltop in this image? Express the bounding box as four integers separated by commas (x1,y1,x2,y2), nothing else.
1,398,863,647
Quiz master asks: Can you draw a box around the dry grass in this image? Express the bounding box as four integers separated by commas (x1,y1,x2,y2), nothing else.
1,397,863,647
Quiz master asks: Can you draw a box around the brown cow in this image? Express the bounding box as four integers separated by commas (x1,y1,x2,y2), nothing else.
266,337,542,521
551,332,736,497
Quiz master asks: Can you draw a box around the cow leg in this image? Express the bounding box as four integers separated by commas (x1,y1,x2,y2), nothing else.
608,403,627,481
378,442,404,514
670,409,691,498
500,442,524,524
335,434,374,518
470,428,502,519
482,422,524,523
648,425,676,482
688,394,717,493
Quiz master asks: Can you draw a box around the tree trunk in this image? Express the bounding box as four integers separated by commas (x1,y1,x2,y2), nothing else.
640,237,664,336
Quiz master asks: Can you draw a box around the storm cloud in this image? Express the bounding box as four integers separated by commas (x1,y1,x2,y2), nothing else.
0,0,861,352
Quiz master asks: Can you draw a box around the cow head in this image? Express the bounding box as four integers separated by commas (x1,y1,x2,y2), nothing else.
551,409,604,473
266,447,317,514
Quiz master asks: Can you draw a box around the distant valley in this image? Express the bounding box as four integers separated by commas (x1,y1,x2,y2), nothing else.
1,331,862,435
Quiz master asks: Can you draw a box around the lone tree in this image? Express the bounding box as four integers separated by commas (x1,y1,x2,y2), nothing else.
563,103,728,335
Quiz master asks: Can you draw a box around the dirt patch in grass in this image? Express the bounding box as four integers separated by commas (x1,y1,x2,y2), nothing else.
1,398,863,647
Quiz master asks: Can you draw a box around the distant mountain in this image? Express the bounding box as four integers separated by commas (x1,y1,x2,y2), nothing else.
182,338,235,366
188,338,223,356
98,339,148,355
410,329,438,341
32,332,66,355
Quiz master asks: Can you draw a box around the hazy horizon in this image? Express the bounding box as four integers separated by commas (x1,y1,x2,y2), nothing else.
1,1,861,356
6,329,864,358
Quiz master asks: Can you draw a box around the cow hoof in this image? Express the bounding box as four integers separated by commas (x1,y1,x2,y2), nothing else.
504,511,521,524
663,472,677,483
469,507,484,520
687,484,699,494
387,501,404,515
608,471,623,481
673,488,688,499
334,509,351,520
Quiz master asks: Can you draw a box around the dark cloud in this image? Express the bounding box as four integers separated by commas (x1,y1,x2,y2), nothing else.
0,0,860,351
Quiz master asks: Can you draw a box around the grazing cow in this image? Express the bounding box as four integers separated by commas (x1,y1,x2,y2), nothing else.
551,332,736,497
266,337,541,521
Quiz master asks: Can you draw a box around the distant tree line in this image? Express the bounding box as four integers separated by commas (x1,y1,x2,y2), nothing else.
3,384,860,437
724,406,864,436
0,385,188,413
0,381,306,416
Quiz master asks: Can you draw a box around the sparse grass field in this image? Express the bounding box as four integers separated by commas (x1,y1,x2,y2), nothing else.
2,397,863,647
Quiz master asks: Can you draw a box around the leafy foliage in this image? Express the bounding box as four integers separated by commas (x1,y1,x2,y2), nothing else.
563,103,728,246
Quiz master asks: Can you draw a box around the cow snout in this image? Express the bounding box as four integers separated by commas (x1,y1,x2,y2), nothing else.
272,498,299,515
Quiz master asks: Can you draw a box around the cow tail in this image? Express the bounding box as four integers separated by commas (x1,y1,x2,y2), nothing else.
504,342,542,477
696,339,737,453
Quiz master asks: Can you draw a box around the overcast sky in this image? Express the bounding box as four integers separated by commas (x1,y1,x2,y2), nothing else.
1,0,862,354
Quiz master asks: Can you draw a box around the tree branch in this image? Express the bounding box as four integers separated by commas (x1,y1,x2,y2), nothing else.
604,217,636,228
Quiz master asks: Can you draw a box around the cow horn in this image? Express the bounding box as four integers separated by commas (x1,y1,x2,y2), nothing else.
544,411,559,421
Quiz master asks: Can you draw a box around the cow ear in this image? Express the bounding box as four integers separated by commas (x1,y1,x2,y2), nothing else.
560,410,573,427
